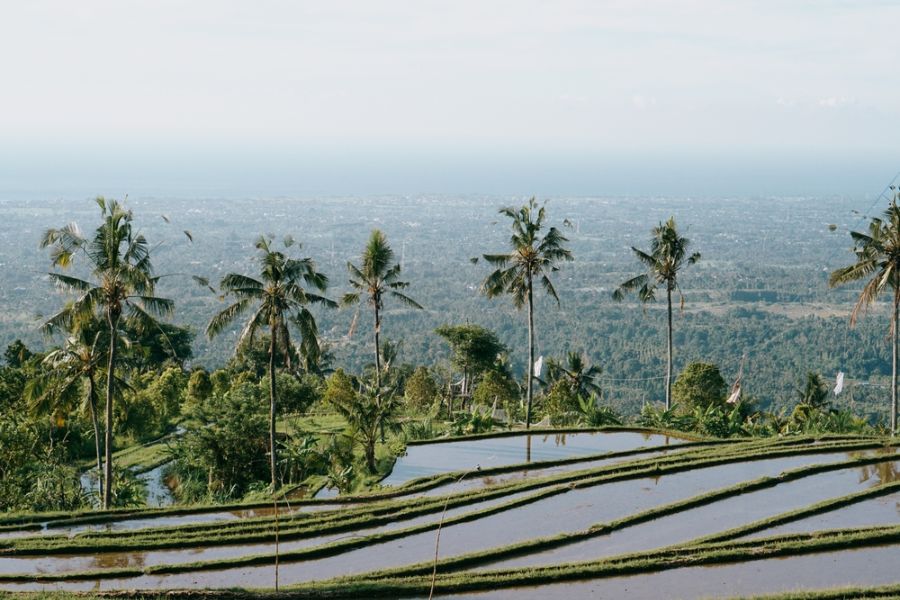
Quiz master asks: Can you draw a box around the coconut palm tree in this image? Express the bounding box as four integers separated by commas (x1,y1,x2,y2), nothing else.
830,191,900,433
41,197,173,509
481,198,573,428
546,351,603,399
342,230,422,387
26,314,108,500
207,235,335,489
613,217,700,410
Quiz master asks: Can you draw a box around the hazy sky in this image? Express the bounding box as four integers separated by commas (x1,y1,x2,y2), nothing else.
2,1,899,197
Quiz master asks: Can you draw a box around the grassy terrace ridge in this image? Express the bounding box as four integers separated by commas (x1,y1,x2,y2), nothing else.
0,436,886,555
2,442,898,582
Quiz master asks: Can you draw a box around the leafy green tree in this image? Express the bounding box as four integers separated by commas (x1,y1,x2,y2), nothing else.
122,367,186,440
435,324,506,398
210,369,231,397
127,322,194,369
480,198,573,428
170,383,269,501
342,230,422,388
472,369,519,412
613,217,700,410
830,192,900,432
672,362,727,411
404,366,438,409
41,197,173,509
3,340,32,368
323,369,357,407
207,235,335,489
259,371,321,415
187,369,213,404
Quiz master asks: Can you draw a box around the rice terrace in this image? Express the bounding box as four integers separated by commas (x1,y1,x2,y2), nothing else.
1,428,900,599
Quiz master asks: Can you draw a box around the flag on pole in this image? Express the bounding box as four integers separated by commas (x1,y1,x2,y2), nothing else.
726,354,745,404
533,355,544,378
834,371,845,395
726,381,742,404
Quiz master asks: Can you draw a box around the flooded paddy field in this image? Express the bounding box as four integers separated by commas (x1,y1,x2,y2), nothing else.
0,430,897,600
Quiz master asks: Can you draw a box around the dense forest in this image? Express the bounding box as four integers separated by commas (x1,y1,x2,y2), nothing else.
0,195,889,414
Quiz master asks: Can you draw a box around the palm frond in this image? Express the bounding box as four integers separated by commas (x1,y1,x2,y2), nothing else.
389,291,424,310
207,298,253,339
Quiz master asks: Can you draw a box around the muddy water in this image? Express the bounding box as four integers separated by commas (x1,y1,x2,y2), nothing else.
432,544,900,599
380,431,687,488
4,450,859,590
477,458,900,570
0,490,535,575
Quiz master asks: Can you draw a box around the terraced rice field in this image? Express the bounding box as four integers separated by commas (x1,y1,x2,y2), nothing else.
3,427,900,599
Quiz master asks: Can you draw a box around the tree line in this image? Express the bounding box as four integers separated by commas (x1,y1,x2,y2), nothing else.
11,190,900,510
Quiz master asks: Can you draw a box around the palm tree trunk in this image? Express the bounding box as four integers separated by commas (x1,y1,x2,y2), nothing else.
893,287,899,435
666,286,674,411
373,303,382,387
87,374,103,502
373,302,385,443
525,274,535,429
268,324,279,490
103,312,118,511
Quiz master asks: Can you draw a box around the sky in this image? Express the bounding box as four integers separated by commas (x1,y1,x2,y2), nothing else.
1,1,899,197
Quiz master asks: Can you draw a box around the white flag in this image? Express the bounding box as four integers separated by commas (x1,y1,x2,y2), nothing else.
834,371,845,395
533,355,544,378
726,382,741,404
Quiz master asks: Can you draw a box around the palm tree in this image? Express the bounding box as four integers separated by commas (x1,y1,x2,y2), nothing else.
207,235,335,489
546,351,603,399
481,198,573,428
27,315,108,500
830,191,900,433
613,217,700,410
342,230,422,387
41,197,173,509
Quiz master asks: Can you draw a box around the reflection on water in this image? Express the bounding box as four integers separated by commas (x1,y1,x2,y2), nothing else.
90,552,147,571
79,463,175,508
856,460,900,486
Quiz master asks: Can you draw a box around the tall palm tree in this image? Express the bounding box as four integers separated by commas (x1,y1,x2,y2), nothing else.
41,197,173,509
613,217,700,410
342,230,422,387
481,198,573,428
829,192,900,433
207,235,335,489
26,315,107,500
